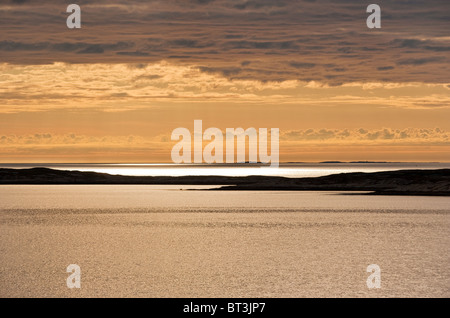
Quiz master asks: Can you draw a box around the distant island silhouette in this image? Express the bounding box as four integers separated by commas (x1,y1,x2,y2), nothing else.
0,168,449,196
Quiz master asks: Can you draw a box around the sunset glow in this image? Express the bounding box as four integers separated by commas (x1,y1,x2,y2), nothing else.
1,1,449,163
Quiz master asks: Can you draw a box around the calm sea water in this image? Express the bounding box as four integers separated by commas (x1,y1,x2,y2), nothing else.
0,185,449,298
1,162,450,177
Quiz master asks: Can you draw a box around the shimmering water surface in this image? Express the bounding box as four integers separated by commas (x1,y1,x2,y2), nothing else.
0,185,449,298
2,162,450,177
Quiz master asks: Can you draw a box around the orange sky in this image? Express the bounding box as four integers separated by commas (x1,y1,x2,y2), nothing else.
0,1,449,163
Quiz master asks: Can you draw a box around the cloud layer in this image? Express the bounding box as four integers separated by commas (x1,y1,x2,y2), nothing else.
0,62,448,113
0,0,449,84
2,127,447,146
281,127,449,143
1,127,448,162
1,1,449,162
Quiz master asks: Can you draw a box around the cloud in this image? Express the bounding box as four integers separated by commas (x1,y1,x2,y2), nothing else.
0,41,49,51
198,66,242,77
390,38,450,52
397,57,446,66
289,62,316,69
2,127,447,165
117,51,150,56
0,0,448,84
2,128,448,151
0,62,448,113
0,41,134,53
377,66,395,71
0,133,149,146
0,132,170,162
281,128,449,143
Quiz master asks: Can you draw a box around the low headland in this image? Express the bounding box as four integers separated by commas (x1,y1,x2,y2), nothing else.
0,167,449,196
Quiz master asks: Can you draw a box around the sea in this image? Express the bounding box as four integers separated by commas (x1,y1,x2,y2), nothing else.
1,162,450,177
0,163,449,297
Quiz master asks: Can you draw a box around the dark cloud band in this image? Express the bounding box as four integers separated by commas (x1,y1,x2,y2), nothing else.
0,0,448,84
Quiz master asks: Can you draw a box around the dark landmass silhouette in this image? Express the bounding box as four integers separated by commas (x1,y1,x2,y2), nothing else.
0,168,449,196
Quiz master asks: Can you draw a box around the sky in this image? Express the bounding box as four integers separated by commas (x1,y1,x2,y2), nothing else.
0,0,449,163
